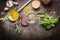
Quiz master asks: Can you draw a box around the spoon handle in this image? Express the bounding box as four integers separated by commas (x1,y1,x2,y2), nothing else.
17,0,32,12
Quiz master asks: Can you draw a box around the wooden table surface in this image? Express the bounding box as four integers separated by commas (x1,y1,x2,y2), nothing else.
0,0,60,40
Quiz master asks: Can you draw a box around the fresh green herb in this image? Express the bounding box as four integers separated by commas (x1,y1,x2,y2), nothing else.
37,13,45,17
37,13,60,30
3,14,9,22
16,23,21,33
15,21,21,33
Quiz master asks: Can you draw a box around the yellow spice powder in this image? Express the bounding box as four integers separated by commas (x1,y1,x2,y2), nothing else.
23,5,32,14
9,9,19,20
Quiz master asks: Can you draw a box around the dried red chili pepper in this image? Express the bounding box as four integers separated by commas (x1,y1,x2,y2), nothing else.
19,16,22,24
19,16,29,27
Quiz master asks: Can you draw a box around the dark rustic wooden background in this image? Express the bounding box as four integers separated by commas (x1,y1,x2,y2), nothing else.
0,0,60,40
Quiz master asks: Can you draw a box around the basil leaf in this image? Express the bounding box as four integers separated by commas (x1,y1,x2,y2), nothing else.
3,14,9,22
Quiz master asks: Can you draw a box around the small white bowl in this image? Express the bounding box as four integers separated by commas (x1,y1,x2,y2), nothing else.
8,10,19,21
8,14,19,21
26,11,37,24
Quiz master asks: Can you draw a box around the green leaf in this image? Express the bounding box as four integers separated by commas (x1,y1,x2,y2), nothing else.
3,14,9,22
37,13,45,17
41,21,48,24
45,25,52,30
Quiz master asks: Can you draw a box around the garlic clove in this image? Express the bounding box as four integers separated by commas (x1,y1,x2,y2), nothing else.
4,7,9,11
13,2,18,6
0,18,3,20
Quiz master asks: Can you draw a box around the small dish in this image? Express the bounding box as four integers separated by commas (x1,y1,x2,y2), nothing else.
26,11,37,24
8,9,19,21
41,0,52,5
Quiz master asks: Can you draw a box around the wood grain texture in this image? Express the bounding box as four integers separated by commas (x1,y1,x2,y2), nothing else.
0,0,60,40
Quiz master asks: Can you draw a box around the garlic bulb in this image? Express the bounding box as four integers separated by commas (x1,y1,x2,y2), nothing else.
6,0,13,7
